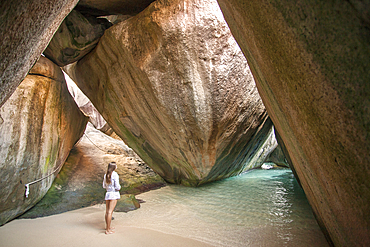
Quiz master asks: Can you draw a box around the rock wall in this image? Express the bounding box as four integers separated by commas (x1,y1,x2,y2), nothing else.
0,0,79,107
0,57,88,225
216,0,370,245
65,0,269,186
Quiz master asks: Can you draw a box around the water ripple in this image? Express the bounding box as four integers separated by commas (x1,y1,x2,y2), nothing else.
119,168,328,247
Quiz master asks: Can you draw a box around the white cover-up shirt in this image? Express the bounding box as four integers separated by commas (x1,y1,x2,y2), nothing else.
103,171,121,200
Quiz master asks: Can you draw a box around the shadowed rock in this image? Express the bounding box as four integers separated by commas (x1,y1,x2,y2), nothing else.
0,56,88,225
75,0,156,16
43,10,112,67
0,0,79,107
65,0,270,186
216,0,370,245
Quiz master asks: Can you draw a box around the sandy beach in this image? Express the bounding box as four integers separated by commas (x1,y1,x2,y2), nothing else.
0,204,213,247
0,170,329,247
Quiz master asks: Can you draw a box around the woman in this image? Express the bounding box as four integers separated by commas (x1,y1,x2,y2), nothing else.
102,162,121,234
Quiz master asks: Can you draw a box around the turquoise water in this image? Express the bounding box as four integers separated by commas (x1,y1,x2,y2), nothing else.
117,168,328,246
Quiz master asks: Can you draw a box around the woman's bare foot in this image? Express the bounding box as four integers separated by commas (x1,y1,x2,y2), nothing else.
105,229,115,235
110,226,115,230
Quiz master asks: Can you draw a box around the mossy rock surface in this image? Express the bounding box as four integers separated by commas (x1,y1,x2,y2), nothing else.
0,56,88,225
19,124,165,219
115,194,141,212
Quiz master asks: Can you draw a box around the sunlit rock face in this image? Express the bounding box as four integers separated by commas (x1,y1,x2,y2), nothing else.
0,0,79,107
43,10,112,67
0,57,88,225
65,74,110,132
216,0,370,245
65,0,269,186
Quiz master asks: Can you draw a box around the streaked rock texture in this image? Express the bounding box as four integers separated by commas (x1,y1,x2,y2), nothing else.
264,145,288,168
65,0,269,186
243,120,289,170
0,0,78,107
43,10,112,67
0,57,88,225
216,0,370,245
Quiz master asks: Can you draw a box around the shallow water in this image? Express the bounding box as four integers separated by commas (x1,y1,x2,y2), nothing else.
116,168,329,247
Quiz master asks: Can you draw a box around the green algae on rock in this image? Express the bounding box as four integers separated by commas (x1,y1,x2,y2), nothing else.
0,56,88,225
115,194,141,212
19,123,165,218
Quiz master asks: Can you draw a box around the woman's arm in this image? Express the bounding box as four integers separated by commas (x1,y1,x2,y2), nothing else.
102,175,107,189
113,172,121,191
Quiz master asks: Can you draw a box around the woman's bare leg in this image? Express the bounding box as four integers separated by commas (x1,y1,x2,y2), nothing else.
105,200,118,234
105,200,114,234
109,200,117,232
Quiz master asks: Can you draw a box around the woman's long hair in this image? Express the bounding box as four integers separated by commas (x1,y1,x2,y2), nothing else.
105,162,117,185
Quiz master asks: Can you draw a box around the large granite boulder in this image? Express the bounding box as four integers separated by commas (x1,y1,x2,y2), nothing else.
65,0,270,186
0,56,88,225
0,0,78,107
43,10,112,67
216,0,370,245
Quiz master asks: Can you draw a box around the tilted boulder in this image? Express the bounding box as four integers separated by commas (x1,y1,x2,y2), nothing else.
216,0,370,245
43,10,112,67
0,56,88,225
65,0,270,186
0,0,79,107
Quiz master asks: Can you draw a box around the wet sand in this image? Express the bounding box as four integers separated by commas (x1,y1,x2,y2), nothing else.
0,204,213,247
